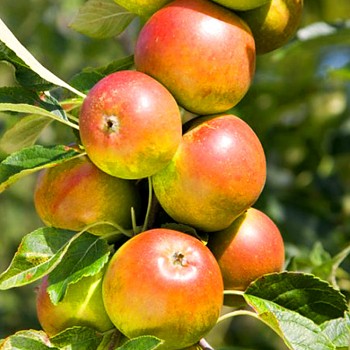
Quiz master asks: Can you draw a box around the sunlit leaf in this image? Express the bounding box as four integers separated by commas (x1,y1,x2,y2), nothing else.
117,335,163,350
0,144,82,192
0,228,77,290
245,296,335,350
70,0,136,39
0,20,85,97
47,232,110,304
320,313,350,349
0,115,52,154
50,326,104,350
0,329,57,350
0,103,78,129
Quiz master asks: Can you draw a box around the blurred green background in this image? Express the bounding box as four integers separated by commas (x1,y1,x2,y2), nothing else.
0,0,349,348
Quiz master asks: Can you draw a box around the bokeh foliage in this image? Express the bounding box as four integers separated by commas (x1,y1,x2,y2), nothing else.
0,0,349,348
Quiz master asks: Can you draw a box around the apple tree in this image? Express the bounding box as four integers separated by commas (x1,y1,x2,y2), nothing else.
0,0,349,349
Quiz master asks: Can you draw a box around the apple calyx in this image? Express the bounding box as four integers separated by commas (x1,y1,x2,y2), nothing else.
103,115,120,134
172,252,188,267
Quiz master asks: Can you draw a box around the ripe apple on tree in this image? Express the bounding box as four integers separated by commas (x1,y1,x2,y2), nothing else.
102,228,224,350
152,114,266,232
34,155,141,235
36,269,114,336
239,0,304,54
79,70,182,180
134,0,256,115
208,207,285,299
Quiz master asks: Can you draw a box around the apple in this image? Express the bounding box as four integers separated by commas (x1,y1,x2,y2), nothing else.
79,70,182,179
239,0,304,54
152,114,266,232
102,228,224,350
208,207,285,294
114,0,172,18
36,269,114,336
34,155,141,235
211,0,269,10
134,0,256,115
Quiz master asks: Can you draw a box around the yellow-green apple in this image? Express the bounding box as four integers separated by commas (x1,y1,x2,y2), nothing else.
36,270,114,336
114,0,172,18
134,0,256,115
239,0,304,54
79,70,182,179
152,114,266,232
208,207,285,295
102,228,223,350
34,155,141,235
211,0,269,10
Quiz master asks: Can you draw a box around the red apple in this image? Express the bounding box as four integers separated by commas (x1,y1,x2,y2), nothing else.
134,0,256,115
34,155,141,235
208,207,285,293
36,270,114,336
79,70,182,179
152,114,266,232
102,228,224,349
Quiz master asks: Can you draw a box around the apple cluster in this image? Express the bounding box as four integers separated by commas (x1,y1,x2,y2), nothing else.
34,0,303,349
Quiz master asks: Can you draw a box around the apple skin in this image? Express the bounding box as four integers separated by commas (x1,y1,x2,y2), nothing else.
114,0,172,18
208,207,285,295
79,70,182,179
134,0,256,115
239,0,304,54
34,155,141,235
36,270,114,336
152,115,266,232
102,228,224,350
211,0,269,10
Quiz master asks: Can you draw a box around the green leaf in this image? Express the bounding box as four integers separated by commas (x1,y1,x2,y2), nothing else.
0,21,85,97
117,336,163,350
0,228,76,290
245,295,335,350
47,232,110,304
318,244,350,288
320,313,350,349
0,103,79,129
70,0,136,39
0,144,82,193
0,41,52,91
0,329,57,350
0,87,44,104
245,272,348,324
50,326,104,350
69,55,134,92
0,115,52,155
287,242,350,288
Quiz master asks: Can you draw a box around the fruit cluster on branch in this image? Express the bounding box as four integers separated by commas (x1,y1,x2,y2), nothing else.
8,0,305,349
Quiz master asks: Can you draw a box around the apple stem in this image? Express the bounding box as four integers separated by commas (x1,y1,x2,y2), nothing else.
223,290,245,296
142,177,158,232
216,309,260,324
131,206,138,235
106,329,123,350
199,338,215,350
82,220,133,237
